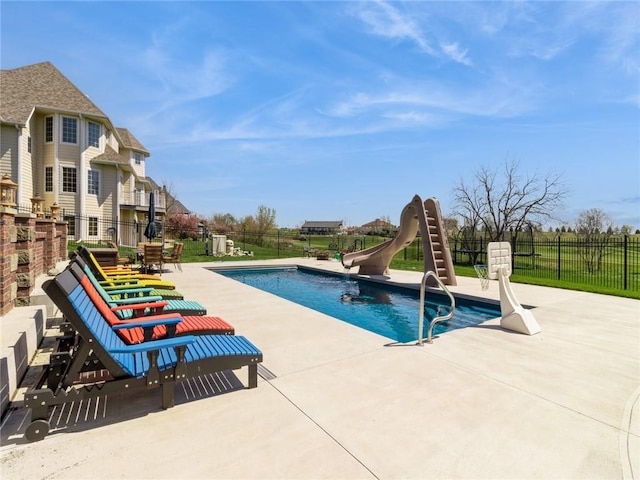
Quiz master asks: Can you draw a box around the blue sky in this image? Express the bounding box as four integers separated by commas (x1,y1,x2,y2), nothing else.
2,1,639,229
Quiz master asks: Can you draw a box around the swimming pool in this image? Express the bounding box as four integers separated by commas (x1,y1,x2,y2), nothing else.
213,267,501,343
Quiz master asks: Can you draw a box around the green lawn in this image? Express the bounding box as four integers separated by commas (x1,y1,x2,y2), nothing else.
69,234,640,300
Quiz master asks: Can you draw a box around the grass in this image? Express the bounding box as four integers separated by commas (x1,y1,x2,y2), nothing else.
69,235,640,300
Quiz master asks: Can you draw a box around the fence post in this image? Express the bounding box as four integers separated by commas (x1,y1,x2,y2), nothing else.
277,229,280,257
557,235,561,280
624,234,628,290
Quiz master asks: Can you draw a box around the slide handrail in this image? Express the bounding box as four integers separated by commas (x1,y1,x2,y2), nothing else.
417,271,456,345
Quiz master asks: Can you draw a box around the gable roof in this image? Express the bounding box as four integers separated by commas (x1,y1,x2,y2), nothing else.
0,61,107,125
362,218,394,228
146,177,191,215
116,127,149,155
90,144,130,166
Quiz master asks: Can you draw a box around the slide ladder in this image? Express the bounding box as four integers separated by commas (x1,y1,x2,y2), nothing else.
417,197,457,286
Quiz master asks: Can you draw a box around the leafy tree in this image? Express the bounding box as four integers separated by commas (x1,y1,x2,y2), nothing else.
575,208,614,273
165,213,200,240
253,205,276,245
209,213,237,234
453,159,566,243
620,224,633,235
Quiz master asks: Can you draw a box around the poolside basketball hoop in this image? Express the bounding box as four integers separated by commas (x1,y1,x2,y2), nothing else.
474,264,490,291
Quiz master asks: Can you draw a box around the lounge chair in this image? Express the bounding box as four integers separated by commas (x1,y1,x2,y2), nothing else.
71,262,207,318
23,268,261,442
73,256,183,299
76,246,177,290
68,262,234,342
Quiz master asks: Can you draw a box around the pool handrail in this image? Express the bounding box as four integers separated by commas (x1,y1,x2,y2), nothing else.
417,271,456,345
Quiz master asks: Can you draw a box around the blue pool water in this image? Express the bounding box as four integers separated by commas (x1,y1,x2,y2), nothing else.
214,267,501,343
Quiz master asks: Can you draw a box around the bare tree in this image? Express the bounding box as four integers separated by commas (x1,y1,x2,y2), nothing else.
161,181,180,215
453,159,566,242
575,208,614,273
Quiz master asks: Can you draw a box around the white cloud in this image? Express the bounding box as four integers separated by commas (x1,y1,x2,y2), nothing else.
351,0,436,55
440,42,472,66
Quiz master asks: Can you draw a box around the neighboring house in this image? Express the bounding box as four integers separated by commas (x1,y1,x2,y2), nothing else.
300,220,345,235
0,61,166,246
358,218,395,234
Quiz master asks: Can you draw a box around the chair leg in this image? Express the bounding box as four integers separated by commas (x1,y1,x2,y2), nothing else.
248,363,258,389
161,383,175,409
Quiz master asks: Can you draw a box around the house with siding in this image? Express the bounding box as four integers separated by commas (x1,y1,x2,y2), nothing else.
0,61,166,246
300,220,345,235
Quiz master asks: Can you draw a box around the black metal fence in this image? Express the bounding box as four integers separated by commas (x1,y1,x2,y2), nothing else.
62,213,639,293
448,234,639,292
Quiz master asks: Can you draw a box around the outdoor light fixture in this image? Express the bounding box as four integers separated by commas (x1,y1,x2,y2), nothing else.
0,174,18,207
31,193,44,217
50,202,61,221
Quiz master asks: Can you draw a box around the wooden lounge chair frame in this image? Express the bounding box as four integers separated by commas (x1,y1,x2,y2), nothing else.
23,269,262,442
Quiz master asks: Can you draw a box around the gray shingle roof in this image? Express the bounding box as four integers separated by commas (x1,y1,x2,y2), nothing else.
90,144,130,166
116,127,149,155
301,221,344,228
0,61,107,124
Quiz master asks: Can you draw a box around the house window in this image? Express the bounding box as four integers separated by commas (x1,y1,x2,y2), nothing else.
61,117,77,144
134,152,142,165
87,170,100,195
88,122,100,148
62,166,77,193
45,166,53,193
28,136,32,153
64,215,76,237
45,116,53,143
88,217,98,236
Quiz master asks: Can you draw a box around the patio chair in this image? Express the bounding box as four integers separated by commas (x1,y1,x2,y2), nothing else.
163,242,184,271
72,262,207,319
23,268,261,442
142,243,164,274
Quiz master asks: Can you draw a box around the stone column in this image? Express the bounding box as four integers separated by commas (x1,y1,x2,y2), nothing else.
0,207,18,315
14,214,36,307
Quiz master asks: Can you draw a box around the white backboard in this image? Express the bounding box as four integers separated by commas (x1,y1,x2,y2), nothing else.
487,241,512,279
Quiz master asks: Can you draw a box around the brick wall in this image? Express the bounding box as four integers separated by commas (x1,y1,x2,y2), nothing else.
0,208,67,315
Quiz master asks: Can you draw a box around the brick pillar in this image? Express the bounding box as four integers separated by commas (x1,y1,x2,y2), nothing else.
0,207,18,315
56,220,68,263
36,219,55,273
14,214,36,307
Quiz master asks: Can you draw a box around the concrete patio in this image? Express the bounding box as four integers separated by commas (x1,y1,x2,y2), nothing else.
1,258,638,479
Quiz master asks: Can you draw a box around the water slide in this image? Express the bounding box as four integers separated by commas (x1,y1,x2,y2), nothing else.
341,195,456,285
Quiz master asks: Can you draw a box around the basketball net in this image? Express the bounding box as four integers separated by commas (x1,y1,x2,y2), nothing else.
474,264,490,291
